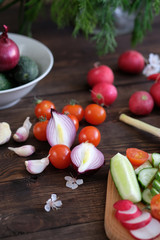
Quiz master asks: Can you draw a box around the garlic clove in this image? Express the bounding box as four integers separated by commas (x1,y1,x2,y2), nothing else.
25,156,49,174
0,122,12,145
8,145,35,157
13,117,32,142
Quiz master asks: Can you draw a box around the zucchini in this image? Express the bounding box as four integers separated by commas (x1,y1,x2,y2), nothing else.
135,160,152,175
152,179,160,192
138,167,158,188
142,188,152,205
150,187,159,196
110,153,141,203
152,153,160,167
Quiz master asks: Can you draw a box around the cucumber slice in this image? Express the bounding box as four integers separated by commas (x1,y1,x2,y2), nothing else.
138,167,158,188
152,179,160,192
155,171,160,181
142,188,152,205
152,153,160,167
135,160,152,175
110,153,141,203
150,187,159,196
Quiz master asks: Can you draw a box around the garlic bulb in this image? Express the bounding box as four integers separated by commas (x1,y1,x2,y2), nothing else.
0,122,12,145
25,156,49,174
8,145,35,157
13,117,32,142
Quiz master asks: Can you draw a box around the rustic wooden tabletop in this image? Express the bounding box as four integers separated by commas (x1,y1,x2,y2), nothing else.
0,5,160,240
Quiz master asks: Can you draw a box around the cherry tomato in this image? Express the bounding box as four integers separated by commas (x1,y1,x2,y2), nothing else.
151,193,160,220
33,120,48,141
49,144,71,169
78,126,101,147
84,104,106,125
35,100,55,120
126,148,149,166
67,114,79,131
62,101,84,121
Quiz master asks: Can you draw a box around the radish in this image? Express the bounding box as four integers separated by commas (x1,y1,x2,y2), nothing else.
122,211,152,230
87,64,114,87
130,218,160,240
91,82,118,106
129,91,154,115
113,200,134,211
115,204,142,222
150,82,160,107
118,50,145,74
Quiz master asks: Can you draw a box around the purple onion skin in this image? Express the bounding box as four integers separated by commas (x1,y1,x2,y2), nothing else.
0,25,20,72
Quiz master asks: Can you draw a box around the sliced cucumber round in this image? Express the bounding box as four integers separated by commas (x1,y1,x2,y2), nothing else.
142,188,152,205
110,153,141,203
138,167,158,188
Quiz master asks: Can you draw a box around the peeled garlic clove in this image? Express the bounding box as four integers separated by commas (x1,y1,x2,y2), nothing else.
0,122,12,145
13,117,32,142
25,156,49,174
8,145,35,157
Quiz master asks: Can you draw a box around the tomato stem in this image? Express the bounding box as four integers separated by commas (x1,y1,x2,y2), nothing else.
119,114,160,138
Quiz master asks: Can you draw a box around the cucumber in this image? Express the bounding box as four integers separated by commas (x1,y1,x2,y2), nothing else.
150,187,159,196
0,73,12,90
142,188,152,205
155,171,160,181
152,153,160,167
110,153,141,203
135,160,152,175
152,179,160,192
138,168,158,188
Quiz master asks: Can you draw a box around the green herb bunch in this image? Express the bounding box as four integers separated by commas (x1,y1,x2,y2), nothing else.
0,0,160,55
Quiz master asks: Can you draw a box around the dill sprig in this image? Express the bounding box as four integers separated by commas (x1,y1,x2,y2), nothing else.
0,0,160,55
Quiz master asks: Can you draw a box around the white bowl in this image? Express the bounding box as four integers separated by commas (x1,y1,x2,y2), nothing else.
0,33,54,110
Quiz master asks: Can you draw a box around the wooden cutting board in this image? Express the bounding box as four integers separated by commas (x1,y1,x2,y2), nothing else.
104,171,160,240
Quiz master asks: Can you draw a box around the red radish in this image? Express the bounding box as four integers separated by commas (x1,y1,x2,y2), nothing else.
130,218,160,240
0,25,20,72
87,64,114,87
122,211,152,230
91,82,118,106
115,204,142,222
129,91,154,115
113,200,134,211
147,73,160,81
150,82,160,107
118,50,145,74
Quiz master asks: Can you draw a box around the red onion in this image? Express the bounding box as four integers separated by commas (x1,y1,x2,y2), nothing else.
0,25,20,72
71,142,104,174
46,109,76,148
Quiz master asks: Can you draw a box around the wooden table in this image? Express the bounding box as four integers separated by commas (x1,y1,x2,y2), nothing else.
0,6,160,240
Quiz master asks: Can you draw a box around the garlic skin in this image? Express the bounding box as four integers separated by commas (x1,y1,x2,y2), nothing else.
8,145,35,157
0,122,12,145
13,117,32,142
25,156,49,174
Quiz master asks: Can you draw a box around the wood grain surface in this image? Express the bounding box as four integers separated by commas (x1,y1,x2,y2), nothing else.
0,4,160,240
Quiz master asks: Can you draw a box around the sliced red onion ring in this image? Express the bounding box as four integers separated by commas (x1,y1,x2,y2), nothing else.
46,109,76,148
71,142,104,174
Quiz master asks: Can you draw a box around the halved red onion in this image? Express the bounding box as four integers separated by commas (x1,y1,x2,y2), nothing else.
71,142,104,174
46,109,76,148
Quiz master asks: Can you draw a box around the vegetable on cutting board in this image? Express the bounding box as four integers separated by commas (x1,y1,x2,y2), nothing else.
126,148,149,166
110,153,142,203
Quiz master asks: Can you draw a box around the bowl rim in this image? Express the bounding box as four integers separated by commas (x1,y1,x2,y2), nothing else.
0,32,54,94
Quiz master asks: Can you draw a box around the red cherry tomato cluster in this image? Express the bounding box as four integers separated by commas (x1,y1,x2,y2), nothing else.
33,98,107,169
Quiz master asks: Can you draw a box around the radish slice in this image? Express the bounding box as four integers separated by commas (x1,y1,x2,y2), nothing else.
113,200,134,211
115,204,141,222
130,218,160,240
122,211,152,230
